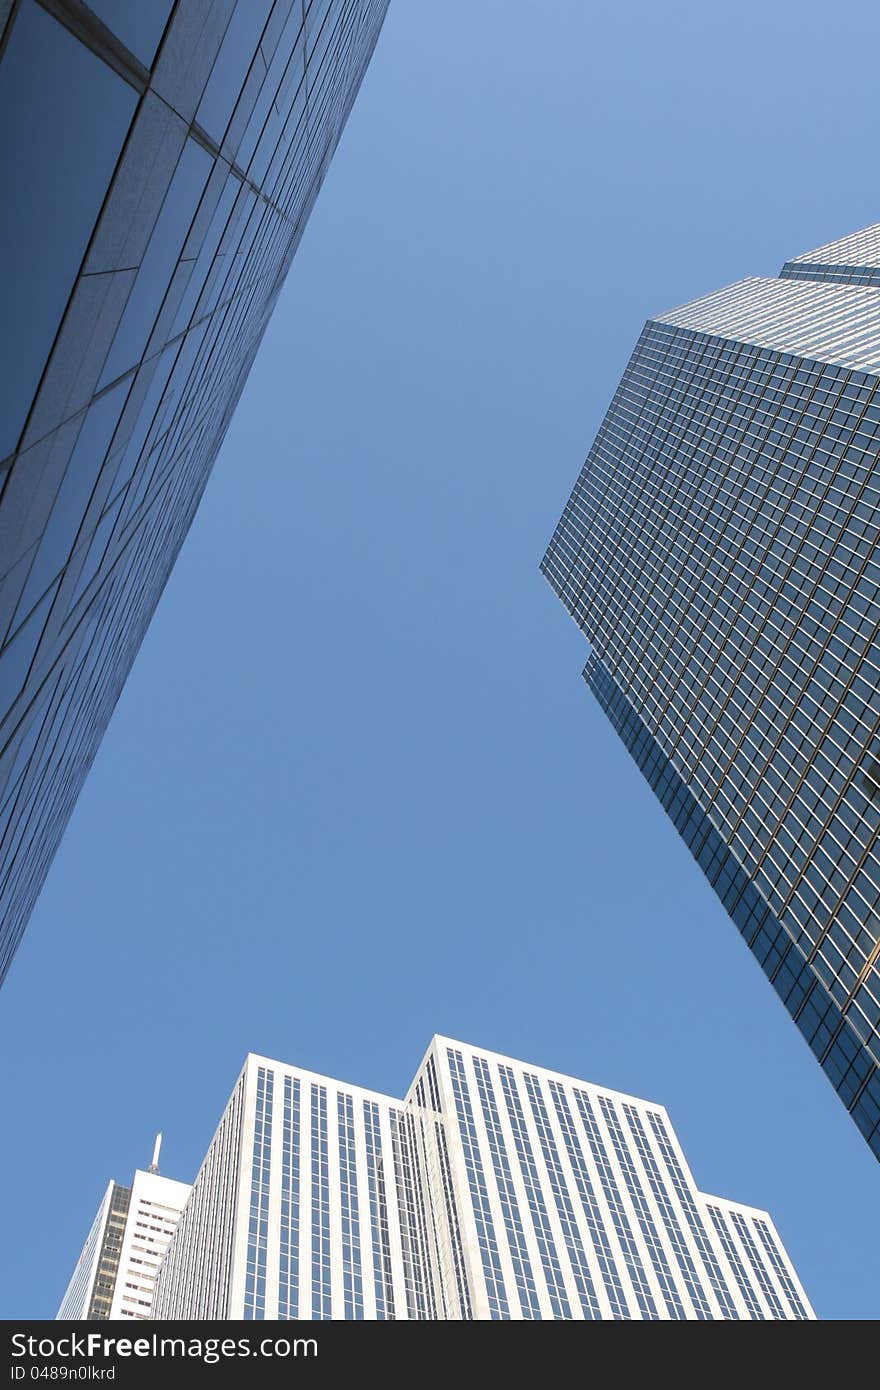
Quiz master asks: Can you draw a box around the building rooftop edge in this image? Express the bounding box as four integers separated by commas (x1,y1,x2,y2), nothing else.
242,1039,676,1119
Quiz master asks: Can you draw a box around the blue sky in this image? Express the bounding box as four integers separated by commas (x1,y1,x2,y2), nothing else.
2,0,879,1320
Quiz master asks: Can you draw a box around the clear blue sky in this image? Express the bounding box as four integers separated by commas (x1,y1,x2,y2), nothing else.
2,0,879,1321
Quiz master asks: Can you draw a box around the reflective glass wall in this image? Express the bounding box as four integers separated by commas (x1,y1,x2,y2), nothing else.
543,227,880,1158
0,0,388,981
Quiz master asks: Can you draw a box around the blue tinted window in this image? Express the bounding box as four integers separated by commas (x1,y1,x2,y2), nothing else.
0,580,58,712
109,343,179,497
170,172,240,337
98,139,213,390
85,0,174,67
10,380,128,629
70,495,125,607
196,0,272,143
0,1,136,459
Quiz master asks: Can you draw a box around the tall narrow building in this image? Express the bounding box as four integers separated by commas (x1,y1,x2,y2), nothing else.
0,0,389,985
153,1038,812,1319
57,1142,190,1320
542,224,880,1158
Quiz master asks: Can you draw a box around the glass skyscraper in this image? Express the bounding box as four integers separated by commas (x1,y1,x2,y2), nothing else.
543,224,880,1158
0,0,388,984
152,1038,812,1319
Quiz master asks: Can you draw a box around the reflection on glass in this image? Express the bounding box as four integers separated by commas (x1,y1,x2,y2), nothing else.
170,173,240,338
109,344,179,499
97,139,213,391
0,0,136,459
10,380,129,630
70,494,125,610
84,0,174,68
0,581,58,712
196,0,272,145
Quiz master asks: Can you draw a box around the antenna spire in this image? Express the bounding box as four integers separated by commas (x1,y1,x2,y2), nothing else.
148,1133,162,1174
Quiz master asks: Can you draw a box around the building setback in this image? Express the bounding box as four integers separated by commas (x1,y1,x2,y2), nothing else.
543,225,880,1159
57,1149,190,1320
0,0,389,985
153,1038,812,1319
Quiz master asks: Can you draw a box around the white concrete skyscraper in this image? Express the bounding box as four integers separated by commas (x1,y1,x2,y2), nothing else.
153,1039,813,1320
56,1142,190,1321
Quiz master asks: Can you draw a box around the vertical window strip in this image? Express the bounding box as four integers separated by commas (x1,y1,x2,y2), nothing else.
548,1082,631,1319
622,1106,716,1319
595,1095,687,1319
424,1056,443,1114
497,1064,572,1319
310,1085,331,1319
753,1220,810,1319
644,1111,740,1319
278,1076,300,1320
408,1078,442,1317
728,1210,788,1319
244,1067,273,1320
472,1057,541,1319
423,1054,474,1316
445,1049,509,1318
391,1110,433,1319
337,1093,364,1318
362,1101,395,1320
523,1073,601,1319
571,1087,661,1318
433,1120,472,1319
705,1205,767,1319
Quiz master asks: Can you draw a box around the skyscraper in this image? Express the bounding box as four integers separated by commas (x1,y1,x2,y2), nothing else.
542,224,880,1158
153,1038,812,1319
0,0,389,984
56,1141,190,1320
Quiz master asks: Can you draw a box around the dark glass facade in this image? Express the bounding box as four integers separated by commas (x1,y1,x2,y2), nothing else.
0,0,388,982
543,225,880,1158
86,1182,131,1320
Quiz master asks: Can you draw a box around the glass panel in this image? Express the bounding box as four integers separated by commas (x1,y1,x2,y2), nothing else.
196,0,272,143
97,138,213,390
70,494,125,608
84,0,174,67
11,379,128,629
0,679,55,812
0,580,58,713
170,171,240,337
0,0,137,458
108,343,179,498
